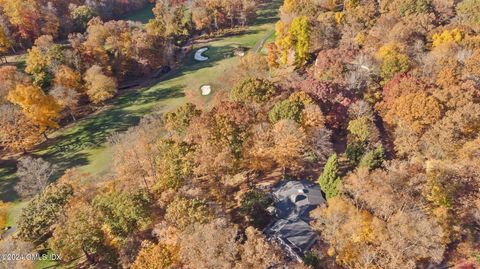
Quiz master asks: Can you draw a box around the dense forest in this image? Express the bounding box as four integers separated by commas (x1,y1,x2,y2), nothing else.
0,0,479,268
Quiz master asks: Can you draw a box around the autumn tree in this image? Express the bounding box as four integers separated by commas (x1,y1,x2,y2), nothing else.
236,227,284,269
274,21,290,65
93,190,151,238
377,74,430,112
14,156,56,198
302,104,326,129
314,48,355,82
70,5,96,32
0,66,30,104
311,197,386,268
266,43,280,68
311,195,446,268
0,201,10,229
50,86,80,121
0,104,42,152
7,84,61,134
131,242,180,269
383,92,443,133
318,154,341,199
376,43,410,83
84,65,117,104
0,25,12,54
164,103,201,136
50,201,109,264
54,65,83,92
25,36,64,87
165,196,213,230
420,102,480,159
244,123,276,171
456,0,480,26
179,218,240,269
155,139,195,190
17,183,73,242
268,99,303,124
0,0,41,42
148,1,193,41
289,16,311,64
230,78,277,104
187,101,253,182
271,119,307,173
111,116,163,191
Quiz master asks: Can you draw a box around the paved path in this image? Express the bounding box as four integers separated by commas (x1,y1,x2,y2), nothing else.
253,28,275,53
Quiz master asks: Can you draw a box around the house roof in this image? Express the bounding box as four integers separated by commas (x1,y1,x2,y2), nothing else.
271,180,326,221
266,219,318,254
264,180,326,260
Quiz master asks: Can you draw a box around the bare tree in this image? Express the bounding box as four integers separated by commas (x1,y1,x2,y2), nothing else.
14,156,56,198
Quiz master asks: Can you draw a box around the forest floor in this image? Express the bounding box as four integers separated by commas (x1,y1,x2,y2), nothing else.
0,2,282,265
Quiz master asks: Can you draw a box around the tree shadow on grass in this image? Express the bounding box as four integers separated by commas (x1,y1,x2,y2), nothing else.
250,0,281,26
1,78,185,203
0,160,19,202
35,85,184,175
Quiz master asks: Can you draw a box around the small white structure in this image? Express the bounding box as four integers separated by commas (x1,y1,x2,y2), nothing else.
194,47,209,61
200,85,212,96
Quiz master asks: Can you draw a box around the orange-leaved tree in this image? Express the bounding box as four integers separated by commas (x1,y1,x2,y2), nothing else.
7,84,61,136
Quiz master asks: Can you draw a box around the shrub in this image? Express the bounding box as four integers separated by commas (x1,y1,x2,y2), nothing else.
240,189,274,228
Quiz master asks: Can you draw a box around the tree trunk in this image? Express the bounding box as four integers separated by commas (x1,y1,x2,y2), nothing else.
214,12,219,30
82,248,95,264
70,110,76,122
43,132,48,141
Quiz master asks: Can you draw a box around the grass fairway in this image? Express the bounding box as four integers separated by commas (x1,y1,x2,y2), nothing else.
121,3,155,23
0,0,281,250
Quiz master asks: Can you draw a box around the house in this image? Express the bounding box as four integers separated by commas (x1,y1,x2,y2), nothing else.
264,180,326,262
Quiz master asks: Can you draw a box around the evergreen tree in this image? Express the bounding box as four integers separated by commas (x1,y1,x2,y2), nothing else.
359,145,385,171
318,154,341,199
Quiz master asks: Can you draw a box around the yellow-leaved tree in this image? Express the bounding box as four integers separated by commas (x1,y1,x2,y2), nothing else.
54,65,83,92
7,84,61,134
84,65,117,104
0,25,12,54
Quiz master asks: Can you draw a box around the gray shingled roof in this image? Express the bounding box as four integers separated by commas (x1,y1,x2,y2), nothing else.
272,180,326,221
264,180,326,261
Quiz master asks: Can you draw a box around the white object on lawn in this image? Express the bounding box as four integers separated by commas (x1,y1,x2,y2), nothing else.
195,47,209,61
200,85,212,96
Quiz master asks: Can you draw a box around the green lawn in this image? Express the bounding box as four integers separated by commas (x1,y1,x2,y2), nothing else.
121,3,155,23
0,1,281,259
